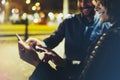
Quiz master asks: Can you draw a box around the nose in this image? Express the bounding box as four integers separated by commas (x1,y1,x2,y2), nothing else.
95,6,99,11
94,2,101,11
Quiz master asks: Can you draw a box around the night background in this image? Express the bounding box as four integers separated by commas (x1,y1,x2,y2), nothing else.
0,0,78,14
0,0,79,80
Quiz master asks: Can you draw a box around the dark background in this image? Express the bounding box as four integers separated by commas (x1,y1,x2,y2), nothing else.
3,0,78,14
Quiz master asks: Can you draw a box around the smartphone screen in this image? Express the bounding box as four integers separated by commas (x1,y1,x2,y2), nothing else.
16,34,23,42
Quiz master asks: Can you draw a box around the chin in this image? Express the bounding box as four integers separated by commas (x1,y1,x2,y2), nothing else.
100,15,109,23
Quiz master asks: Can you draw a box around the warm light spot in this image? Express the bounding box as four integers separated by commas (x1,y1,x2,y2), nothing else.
11,8,19,14
36,6,41,11
32,6,36,11
26,0,31,4
35,2,40,6
40,12,45,18
14,8,19,13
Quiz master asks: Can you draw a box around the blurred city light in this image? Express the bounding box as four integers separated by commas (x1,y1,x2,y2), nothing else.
0,0,78,24
36,6,41,11
40,12,45,18
56,13,63,23
48,12,55,21
1,0,6,5
9,13,19,22
35,2,40,6
11,8,19,14
34,13,40,19
22,13,27,20
27,14,34,22
26,0,31,4
33,18,41,23
32,6,36,11
58,13,63,18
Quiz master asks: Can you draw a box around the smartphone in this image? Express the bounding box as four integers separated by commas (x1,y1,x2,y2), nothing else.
16,34,23,42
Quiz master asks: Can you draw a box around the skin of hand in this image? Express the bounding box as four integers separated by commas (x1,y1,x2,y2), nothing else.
26,38,44,47
25,38,67,67
36,46,67,67
18,41,41,67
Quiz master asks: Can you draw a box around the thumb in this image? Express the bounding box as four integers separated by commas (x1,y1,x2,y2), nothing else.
18,41,30,50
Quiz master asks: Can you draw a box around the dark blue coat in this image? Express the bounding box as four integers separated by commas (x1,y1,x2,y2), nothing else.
44,13,112,61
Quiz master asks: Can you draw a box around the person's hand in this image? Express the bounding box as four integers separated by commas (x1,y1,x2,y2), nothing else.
18,41,41,67
37,46,67,67
26,38,45,48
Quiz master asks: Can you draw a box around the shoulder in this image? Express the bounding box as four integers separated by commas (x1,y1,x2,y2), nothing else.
106,27,120,38
97,27,120,50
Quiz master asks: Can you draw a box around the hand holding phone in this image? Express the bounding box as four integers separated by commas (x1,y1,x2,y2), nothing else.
16,34,45,53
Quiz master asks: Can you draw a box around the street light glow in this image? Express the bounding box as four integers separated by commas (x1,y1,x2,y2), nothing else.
1,0,6,5
32,6,36,11
26,0,31,4
36,6,41,11
35,2,40,6
48,12,55,21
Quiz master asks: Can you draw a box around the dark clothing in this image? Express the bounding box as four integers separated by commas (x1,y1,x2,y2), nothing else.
44,14,88,61
29,13,112,80
29,62,83,80
79,24,120,80
29,62,59,80
44,14,111,61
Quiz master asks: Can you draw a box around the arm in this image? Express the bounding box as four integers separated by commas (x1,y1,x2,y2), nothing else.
26,21,66,49
18,40,67,67
43,21,66,48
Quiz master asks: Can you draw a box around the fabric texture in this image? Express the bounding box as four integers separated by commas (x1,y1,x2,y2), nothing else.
79,25,120,80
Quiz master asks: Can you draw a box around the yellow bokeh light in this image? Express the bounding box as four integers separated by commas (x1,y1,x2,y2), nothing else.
35,2,40,6
26,0,31,4
32,6,36,11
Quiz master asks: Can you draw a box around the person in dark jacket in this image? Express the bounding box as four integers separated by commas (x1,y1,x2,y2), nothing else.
79,0,120,80
18,0,112,80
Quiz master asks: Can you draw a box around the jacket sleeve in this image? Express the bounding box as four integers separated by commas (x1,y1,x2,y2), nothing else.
43,21,66,49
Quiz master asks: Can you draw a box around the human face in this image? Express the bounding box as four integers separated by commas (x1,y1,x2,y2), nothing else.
93,0,109,22
78,0,95,17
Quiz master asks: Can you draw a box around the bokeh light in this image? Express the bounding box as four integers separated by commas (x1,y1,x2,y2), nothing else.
35,2,40,6
26,0,31,4
32,6,36,11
